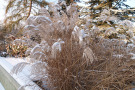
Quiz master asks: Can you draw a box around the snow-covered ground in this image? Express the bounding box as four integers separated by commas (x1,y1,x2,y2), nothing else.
0,82,5,90
0,57,42,90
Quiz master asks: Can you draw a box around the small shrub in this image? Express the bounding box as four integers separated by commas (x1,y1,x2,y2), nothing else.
6,44,27,57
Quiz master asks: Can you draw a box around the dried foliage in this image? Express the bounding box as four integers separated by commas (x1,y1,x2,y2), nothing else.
46,40,85,90
0,25,9,52
10,2,135,90
87,38,135,90
6,44,27,57
45,36,135,90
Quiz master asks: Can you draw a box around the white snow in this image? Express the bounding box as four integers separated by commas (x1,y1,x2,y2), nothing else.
0,57,42,90
0,83,5,90
79,29,87,45
4,57,26,66
0,57,12,73
113,54,124,58
129,53,135,59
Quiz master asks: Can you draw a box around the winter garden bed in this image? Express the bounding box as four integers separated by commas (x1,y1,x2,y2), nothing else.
3,1,135,90
0,57,42,90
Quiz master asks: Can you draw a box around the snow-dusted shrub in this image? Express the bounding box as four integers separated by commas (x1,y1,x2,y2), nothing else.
10,2,135,90
46,40,94,90
11,2,81,89
21,2,79,61
6,42,28,57
118,20,134,30
82,35,135,89
81,8,135,44
24,3,78,42
6,35,39,57
74,7,135,89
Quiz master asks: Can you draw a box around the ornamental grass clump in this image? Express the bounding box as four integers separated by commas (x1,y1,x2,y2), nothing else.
46,40,84,90
45,37,135,90
10,2,135,90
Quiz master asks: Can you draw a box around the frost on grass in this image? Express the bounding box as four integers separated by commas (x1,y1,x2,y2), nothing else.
51,39,64,59
10,2,135,90
10,2,80,89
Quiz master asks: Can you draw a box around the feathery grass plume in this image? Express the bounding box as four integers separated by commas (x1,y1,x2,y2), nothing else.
30,62,47,81
11,62,29,75
51,39,64,59
83,47,95,64
30,44,43,56
104,27,116,36
31,51,47,62
25,48,32,56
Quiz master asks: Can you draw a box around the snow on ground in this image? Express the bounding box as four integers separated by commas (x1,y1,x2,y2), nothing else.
0,57,27,72
5,57,26,66
0,57,31,75
0,82,5,90
0,57,12,73
0,57,42,90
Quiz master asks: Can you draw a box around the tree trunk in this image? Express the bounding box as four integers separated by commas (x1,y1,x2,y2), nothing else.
108,0,113,8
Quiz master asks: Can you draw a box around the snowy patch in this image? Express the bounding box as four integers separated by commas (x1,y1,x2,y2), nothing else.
113,54,124,58
129,53,135,59
0,57,42,90
0,83,5,90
